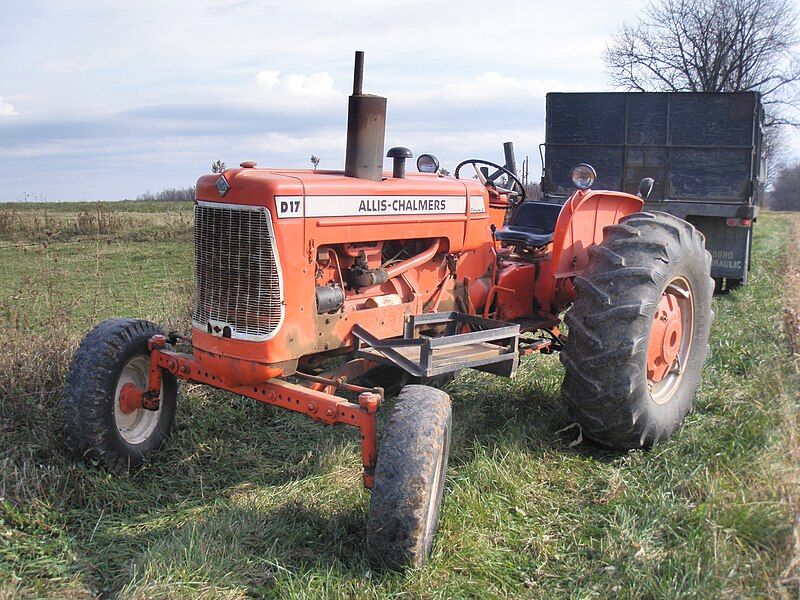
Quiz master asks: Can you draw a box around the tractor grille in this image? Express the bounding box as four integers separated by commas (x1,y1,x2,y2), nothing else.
193,202,284,340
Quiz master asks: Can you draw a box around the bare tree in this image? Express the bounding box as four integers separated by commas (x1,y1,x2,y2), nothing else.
211,159,227,174
762,124,789,185
767,162,800,210
604,0,800,125
310,155,321,170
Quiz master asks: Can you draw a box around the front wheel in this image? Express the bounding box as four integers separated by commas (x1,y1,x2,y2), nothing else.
365,385,452,569
560,211,713,448
62,318,177,472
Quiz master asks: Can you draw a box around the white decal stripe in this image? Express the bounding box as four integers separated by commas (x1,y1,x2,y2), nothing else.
276,195,467,218
469,195,486,213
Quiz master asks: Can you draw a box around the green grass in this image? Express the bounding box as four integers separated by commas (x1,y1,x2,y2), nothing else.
0,240,193,333
0,208,797,598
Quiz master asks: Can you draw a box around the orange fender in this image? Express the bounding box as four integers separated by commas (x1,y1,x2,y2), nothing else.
535,189,643,313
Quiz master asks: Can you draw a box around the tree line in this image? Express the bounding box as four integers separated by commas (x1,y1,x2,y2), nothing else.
135,187,195,202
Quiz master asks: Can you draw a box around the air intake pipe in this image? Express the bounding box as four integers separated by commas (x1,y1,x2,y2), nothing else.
344,51,387,181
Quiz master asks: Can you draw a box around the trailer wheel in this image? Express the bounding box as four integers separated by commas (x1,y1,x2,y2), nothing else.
366,385,452,570
560,211,713,449
62,318,177,472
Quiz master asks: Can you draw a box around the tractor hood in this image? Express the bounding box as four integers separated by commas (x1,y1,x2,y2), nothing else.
196,168,487,219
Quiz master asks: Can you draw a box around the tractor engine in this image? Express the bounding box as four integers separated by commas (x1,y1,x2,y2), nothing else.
191,165,503,385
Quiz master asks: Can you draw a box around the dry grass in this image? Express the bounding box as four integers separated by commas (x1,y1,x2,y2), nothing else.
776,213,800,594
0,201,192,244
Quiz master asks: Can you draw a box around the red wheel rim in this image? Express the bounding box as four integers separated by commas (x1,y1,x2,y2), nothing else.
118,382,144,415
647,277,694,403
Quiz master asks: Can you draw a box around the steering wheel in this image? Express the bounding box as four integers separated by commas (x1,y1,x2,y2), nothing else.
454,159,527,206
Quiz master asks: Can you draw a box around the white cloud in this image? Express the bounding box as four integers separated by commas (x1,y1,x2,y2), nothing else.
256,70,341,99
457,72,559,99
387,72,585,117
0,97,18,116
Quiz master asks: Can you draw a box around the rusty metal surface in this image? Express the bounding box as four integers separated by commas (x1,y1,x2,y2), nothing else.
344,51,386,182
344,94,387,182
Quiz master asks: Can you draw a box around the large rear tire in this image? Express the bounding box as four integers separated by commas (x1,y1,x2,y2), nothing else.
366,385,452,570
62,318,177,472
560,212,713,449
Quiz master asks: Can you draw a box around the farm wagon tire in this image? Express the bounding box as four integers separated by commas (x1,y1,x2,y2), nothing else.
62,318,177,472
560,211,714,449
366,385,452,570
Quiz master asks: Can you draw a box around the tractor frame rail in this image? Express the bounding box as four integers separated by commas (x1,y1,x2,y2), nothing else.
134,335,383,488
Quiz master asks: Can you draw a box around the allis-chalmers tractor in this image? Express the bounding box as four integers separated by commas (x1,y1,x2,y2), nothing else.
63,53,713,569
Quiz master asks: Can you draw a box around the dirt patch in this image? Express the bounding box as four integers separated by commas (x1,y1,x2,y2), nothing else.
784,213,800,361
778,212,800,596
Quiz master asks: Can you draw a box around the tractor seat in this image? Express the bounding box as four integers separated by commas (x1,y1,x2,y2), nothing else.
495,201,563,247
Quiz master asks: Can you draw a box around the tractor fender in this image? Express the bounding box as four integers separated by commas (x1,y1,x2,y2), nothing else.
536,189,643,313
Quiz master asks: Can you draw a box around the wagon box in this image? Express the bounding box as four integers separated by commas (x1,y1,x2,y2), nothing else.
541,91,764,292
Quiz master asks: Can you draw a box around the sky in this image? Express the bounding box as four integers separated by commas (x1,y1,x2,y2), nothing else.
1,0,798,202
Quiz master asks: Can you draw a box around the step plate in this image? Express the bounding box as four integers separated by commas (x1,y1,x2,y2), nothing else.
353,312,520,378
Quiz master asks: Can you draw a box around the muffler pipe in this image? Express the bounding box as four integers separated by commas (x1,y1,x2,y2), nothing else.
344,51,387,182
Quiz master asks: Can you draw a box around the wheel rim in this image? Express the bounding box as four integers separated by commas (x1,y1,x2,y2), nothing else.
422,429,449,550
647,276,694,404
113,355,162,445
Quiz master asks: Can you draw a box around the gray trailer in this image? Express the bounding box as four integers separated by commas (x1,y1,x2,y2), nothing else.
541,92,765,291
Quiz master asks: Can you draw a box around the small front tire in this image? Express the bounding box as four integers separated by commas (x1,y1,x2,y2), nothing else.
62,318,177,472
365,385,452,570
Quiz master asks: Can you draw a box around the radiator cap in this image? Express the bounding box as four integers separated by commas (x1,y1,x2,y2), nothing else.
240,161,257,168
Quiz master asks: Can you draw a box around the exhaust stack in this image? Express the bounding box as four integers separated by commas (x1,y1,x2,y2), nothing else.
344,51,387,181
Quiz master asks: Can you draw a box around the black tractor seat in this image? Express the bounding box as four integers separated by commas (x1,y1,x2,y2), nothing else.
495,201,563,247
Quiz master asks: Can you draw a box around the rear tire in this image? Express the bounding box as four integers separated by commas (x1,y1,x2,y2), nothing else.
366,385,452,570
62,318,177,472
560,212,713,449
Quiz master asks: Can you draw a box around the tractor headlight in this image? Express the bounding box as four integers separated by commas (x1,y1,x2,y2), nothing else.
570,163,596,190
417,153,440,174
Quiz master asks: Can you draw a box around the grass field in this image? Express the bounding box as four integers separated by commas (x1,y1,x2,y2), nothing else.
0,202,798,598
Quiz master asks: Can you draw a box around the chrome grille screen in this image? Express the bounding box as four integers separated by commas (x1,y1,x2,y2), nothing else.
193,202,284,340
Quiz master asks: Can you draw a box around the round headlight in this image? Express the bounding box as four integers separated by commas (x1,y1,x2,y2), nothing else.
570,163,596,190
417,153,440,174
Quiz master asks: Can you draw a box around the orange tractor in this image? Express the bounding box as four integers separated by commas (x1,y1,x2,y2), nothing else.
63,53,713,569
